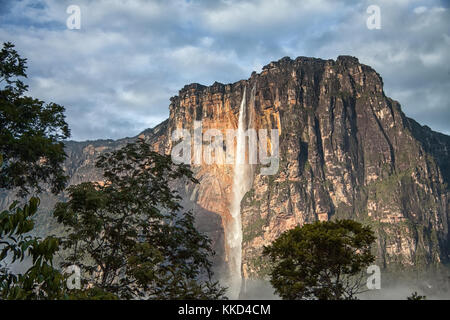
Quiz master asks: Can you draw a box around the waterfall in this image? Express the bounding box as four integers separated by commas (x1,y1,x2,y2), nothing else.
227,86,254,299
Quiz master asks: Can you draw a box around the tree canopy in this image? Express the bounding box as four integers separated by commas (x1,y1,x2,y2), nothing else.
0,195,64,299
54,139,226,299
263,219,376,300
0,41,70,196
0,42,70,299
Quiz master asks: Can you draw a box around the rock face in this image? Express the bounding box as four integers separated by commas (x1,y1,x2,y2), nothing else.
3,55,448,281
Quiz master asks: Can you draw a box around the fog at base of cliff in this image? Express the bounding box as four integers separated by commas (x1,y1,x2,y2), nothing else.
359,269,450,300
232,269,450,300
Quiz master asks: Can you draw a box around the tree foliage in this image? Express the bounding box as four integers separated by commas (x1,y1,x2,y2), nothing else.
0,190,65,299
0,42,70,196
54,139,226,299
263,219,376,300
0,42,70,299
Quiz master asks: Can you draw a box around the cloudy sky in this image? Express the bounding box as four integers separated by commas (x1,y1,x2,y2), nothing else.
0,0,449,141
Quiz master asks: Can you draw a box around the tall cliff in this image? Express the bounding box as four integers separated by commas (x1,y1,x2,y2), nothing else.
3,55,448,283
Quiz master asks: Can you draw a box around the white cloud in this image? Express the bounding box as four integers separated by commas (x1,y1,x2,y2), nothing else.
414,6,428,14
0,0,448,139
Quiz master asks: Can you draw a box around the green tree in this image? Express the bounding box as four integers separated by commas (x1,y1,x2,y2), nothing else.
0,42,70,196
0,196,64,299
0,42,70,299
263,220,376,300
54,139,226,299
